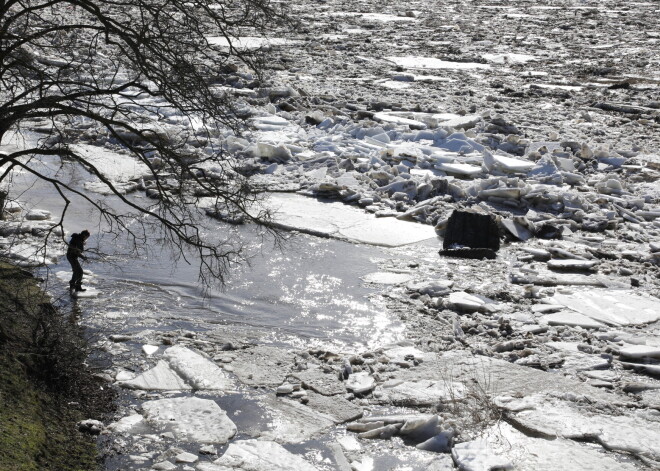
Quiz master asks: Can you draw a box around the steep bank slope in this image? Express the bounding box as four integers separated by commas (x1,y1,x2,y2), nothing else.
0,261,111,471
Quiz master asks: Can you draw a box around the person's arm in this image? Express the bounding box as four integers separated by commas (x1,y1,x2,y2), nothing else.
69,238,87,260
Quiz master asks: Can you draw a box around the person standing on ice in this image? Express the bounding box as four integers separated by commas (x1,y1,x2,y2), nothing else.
67,230,90,293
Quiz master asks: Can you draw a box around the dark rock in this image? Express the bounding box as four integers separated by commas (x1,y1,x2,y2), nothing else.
535,223,562,239
442,210,500,251
439,248,497,260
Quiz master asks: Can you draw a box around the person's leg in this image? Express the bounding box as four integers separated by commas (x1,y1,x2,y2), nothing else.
69,256,83,290
67,255,78,289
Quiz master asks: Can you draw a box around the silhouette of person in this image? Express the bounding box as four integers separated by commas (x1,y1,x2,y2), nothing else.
67,230,90,293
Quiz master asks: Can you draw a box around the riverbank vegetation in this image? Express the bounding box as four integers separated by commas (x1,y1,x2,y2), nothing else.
0,261,113,470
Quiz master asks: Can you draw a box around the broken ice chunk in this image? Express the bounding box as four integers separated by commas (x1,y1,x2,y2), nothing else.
118,360,192,391
546,259,598,271
541,311,605,329
345,372,376,395
451,439,513,471
163,345,232,390
206,439,320,471
142,397,236,444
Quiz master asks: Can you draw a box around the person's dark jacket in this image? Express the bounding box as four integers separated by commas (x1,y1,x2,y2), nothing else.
66,233,87,260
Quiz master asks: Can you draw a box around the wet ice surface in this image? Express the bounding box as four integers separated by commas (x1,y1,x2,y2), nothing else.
3,0,660,469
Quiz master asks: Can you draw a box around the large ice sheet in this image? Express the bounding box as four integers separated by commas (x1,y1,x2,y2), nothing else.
487,422,638,471
118,360,192,390
163,345,233,390
506,396,660,461
550,290,660,326
142,397,236,444
199,439,320,471
71,144,150,183
385,56,490,70
266,193,437,247
373,379,466,406
451,438,513,471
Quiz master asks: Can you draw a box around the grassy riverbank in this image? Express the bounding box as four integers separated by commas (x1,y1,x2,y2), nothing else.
0,261,112,471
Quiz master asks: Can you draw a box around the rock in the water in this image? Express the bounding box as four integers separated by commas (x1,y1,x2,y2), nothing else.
77,419,104,435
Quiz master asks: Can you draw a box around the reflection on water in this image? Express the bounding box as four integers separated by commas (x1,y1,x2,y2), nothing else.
47,227,406,351
11,154,407,351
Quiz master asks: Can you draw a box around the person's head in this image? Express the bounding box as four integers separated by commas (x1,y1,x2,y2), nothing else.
80,230,90,240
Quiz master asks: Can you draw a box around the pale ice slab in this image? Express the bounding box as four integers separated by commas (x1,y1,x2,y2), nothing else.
509,397,660,461
329,12,416,22
435,162,482,176
373,112,427,129
487,422,638,471
118,360,192,390
71,144,150,183
362,271,413,284
618,345,660,359
547,259,598,270
488,153,536,172
550,290,660,326
451,438,513,471
106,414,147,434
142,397,236,444
266,193,437,247
345,372,376,394
432,113,482,130
373,379,466,406
386,56,490,70
142,344,159,355
207,36,299,50
482,53,536,64
72,287,100,298
200,439,319,471
382,346,430,363
448,291,490,312
258,396,335,443
163,345,232,390
540,311,605,329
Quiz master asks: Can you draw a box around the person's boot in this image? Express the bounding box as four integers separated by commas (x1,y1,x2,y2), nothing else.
75,285,86,292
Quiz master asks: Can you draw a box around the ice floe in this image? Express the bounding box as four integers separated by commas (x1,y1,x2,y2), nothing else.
199,439,319,471
549,290,660,326
142,397,236,444
266,193,437,247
